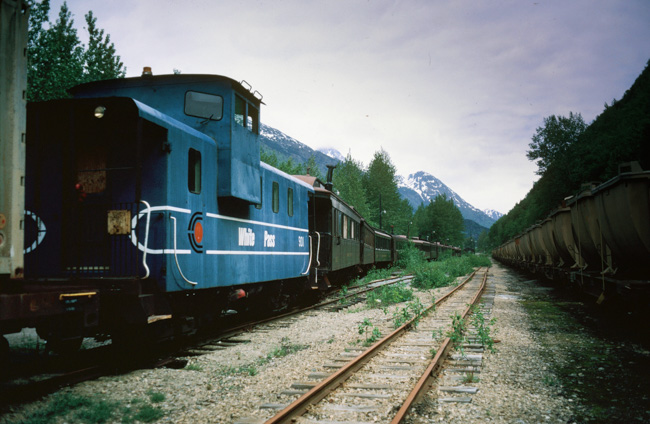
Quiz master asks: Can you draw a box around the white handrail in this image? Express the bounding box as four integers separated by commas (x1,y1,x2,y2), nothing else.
170,215,197,286
301,235,312,275
315,231,321,267
140,200,152,279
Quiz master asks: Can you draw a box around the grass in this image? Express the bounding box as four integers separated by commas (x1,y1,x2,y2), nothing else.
462,371,480,384
266,338,309,360
218,337,308,377
184,362,203,371
14,391,164,424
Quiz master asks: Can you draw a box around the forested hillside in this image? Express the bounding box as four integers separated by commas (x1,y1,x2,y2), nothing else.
487,60,650,249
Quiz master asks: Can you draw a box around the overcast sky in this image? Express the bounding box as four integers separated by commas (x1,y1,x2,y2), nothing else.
50,0,650,213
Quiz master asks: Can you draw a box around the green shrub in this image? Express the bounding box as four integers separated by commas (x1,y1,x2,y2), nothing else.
366,282,413,308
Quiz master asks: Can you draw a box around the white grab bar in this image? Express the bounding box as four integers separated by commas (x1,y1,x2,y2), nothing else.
170,215,197,286
140,200,152,279
301,235,312,275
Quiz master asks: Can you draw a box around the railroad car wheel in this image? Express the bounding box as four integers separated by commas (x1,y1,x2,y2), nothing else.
44,336,83,355
36,320,84,355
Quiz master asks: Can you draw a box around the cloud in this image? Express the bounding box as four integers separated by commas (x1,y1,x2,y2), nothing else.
52,0,650,212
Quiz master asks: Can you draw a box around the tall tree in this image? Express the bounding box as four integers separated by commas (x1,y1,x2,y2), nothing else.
304,155,323,180
416,194,464,246
27,0,125,102
526,112,587,176
362,149,412,233
83,11,125,83
332,154,371,220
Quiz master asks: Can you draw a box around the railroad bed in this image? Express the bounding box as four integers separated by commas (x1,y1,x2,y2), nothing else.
1,263,649,423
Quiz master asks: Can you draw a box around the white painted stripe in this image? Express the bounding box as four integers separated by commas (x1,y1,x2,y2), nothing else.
206,250,309,256
205,212,308,233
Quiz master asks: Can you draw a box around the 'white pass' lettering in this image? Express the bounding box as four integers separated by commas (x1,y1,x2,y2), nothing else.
238,227,255,246
264,231,276,247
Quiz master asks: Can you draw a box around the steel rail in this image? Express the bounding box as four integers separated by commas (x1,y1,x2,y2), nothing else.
214,274,416,341
264,267,483,424
390,268,489,423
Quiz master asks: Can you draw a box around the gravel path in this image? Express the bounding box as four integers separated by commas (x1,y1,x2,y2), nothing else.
2,262,649,423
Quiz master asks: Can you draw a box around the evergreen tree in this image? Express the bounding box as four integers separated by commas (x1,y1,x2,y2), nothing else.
417,194,464,246
362,149,412,234
332,154,371,220
83,11,125,83
304,155,324,180
27,0,125,102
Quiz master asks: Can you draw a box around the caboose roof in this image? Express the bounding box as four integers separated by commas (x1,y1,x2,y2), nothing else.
70,74,262,107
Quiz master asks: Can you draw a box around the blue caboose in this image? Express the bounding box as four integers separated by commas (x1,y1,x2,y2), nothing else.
20,72,314,343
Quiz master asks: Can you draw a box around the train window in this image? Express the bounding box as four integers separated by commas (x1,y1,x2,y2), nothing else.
287,188,294,217
343,215,348,239
247,104,259,134
255,177,263,209
336,211,343,237
188,149,201,194
235,95,245,127
272,181,279,213
185,91,223,121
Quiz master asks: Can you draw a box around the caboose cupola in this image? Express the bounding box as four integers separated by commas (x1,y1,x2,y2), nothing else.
69,72,263,204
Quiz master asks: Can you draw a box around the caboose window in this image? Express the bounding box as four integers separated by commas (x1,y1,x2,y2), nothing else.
188,149,201,194
235,95,245,127
235,94,259,134
272,182,279,213
185,91,223,121
287,188,294,217
247,104,259,134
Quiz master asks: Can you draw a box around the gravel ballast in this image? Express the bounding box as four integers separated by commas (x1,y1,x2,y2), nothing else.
1,262,649,423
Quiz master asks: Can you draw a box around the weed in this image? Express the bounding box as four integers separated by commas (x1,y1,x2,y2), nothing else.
470,304,497,352
358,318,382,346
74,400,118,423
132,404,165,423
542,374,559,387
240,365,258,376
448,312,467,356
267,337,308,360
431,328,444,341
462,372,480,383
392,298,426,328
147,390,165,403
366,282,413,308
184,363,203,371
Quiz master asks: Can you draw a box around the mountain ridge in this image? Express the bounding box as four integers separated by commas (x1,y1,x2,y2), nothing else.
259,123,501,229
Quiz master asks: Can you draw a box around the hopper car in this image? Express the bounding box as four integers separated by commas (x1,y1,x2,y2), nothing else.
492,162,650,310
1,68,459,357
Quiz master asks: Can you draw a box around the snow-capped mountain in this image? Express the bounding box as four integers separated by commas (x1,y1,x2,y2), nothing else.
318,147,346,162
398,172,497,228
260,123,337,176
483,209,504,221
259,126,499,228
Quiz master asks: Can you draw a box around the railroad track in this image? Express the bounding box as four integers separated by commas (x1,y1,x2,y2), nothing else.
0,273,413,408
234,267,490,424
